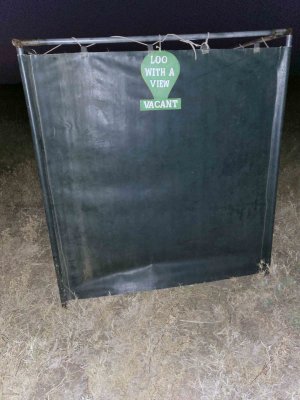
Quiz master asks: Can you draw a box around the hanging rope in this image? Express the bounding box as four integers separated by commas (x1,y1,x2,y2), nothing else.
111,36,150,49
200,32,210,54
152,33,210,59
43,38,96,55
42,33,212,58
261,37,269,48
71,37,82,48
234,34,275,49
71,37,88,52
43,44,62,55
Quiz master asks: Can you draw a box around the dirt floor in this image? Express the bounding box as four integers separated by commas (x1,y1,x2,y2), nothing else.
0,80,299,400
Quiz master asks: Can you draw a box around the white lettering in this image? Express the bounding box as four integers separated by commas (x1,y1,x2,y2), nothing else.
143,100,154,109
145,68,153,77
141,98,181,110
150,55,168,64
144,67,167,77
149,80,170,88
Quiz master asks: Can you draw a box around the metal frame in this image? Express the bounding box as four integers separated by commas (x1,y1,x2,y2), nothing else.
13,29,292,54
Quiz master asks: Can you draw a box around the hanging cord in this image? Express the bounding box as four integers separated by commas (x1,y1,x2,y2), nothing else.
234,34,275,49
111,36,150,49
43,38,97,54
71,36,82,48
153,33,207,59
27,49,37,55
43,44,62,55
113,33,210,59
158,34,162,51
153,33,200,59
261,37,269,48
72,37,88,52
200,32,210,54
42,33,211,57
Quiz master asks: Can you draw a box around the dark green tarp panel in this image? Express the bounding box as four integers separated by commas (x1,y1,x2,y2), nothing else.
17,42,290,303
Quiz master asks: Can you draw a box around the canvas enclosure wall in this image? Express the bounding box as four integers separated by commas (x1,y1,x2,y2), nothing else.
15,31,291,303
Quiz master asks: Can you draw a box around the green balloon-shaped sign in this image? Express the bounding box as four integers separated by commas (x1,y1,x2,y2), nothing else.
140,51,181,111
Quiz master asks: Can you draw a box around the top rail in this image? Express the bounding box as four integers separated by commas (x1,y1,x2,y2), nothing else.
12,29,292,49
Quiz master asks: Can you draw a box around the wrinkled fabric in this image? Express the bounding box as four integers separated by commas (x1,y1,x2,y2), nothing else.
19,47,290,301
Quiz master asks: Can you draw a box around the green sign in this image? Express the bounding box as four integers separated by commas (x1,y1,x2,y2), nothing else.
140,51,181,111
